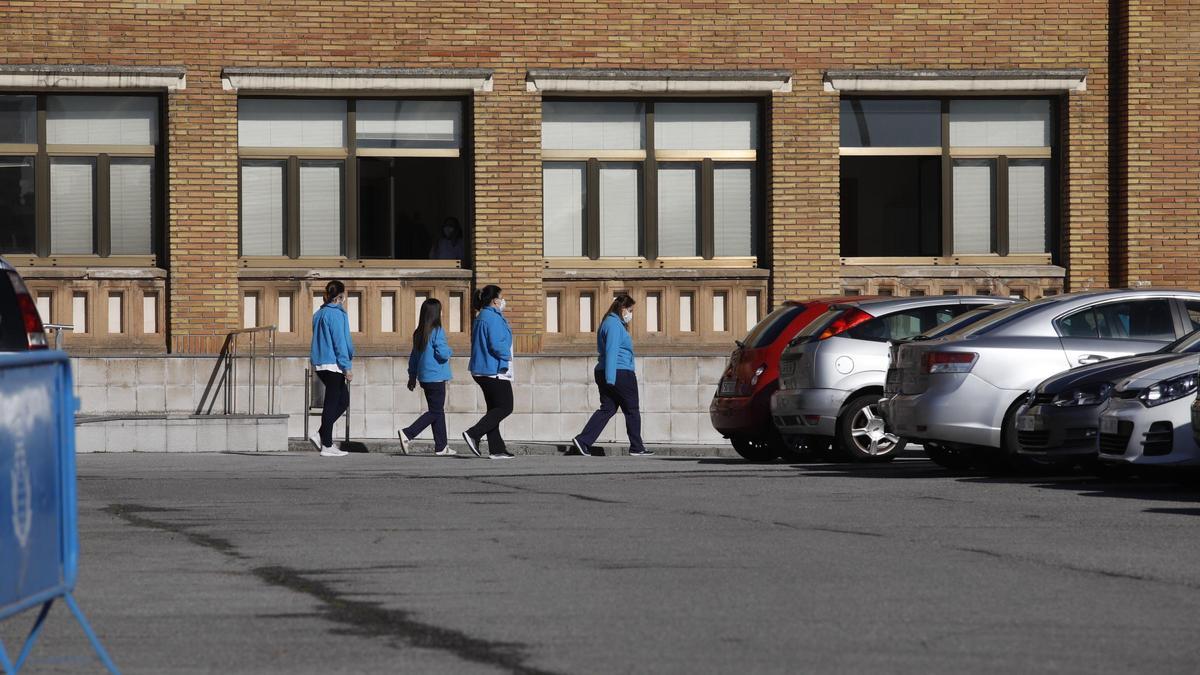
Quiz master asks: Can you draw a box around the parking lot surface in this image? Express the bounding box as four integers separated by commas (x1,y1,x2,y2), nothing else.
6,452,1200,674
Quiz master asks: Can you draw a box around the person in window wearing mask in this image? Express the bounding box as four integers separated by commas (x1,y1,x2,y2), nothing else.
571,294,651,457
463,284,515,459
429,216,466,261
310,280,354,457
398,298,455,456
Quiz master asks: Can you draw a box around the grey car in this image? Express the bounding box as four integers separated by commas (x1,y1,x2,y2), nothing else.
883,289,1200,470
1097,355,1200,466
770,296,1009,461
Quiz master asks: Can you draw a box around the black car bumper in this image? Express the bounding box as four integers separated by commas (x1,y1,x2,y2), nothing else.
1014,403,1101,458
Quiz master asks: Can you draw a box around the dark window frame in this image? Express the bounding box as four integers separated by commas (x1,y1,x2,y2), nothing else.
542,96,766,263
840,94,1061,262
236,94,473,265
0,92,165,262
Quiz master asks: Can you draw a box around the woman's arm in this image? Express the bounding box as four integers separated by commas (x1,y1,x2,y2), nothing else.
433,328,453,362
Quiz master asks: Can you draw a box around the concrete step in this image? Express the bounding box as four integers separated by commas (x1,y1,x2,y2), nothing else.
76,414,289,453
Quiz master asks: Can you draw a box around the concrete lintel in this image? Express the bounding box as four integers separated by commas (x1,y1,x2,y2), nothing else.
0,64,187,91
237,267,474,281
544,268,771,281
527,68,792,94
841,264,1067,279
222,67,493,93
17,266,168,280
824,69,1087,93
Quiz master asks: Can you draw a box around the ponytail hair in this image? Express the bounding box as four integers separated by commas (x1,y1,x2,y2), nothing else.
606,293,636,318
473,284,502,312
323,280,346,304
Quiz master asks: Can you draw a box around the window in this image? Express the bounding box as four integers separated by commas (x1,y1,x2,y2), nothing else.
0,94,160,258
542,100,760,260
845,305,968,342
1185,301,1200,331
1055,300,1176,341
742,305,804,348
238,97,468,262
840,98,1055,259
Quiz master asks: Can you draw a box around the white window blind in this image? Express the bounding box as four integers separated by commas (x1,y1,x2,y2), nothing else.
713,164,754,257
599,164,640,257
1009,160,1049,254
542,101,644,150
240,162,285,256
543,163,585,256
654,102,758,151
952,160,994,255
109,158,153,255
356,100,461,149
46,96,158,146
238,98,346,148
949,99,1051,147
657,164,699,256
299,162,342,256
50,158,94,254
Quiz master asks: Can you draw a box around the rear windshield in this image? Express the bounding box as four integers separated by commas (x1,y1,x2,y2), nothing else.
951,295,1067,337
0,271,27,350
790,308,845,344
913,305,1012,340
742,305,806,348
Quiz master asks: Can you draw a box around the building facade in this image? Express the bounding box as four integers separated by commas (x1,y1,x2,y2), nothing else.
0,2,1196,442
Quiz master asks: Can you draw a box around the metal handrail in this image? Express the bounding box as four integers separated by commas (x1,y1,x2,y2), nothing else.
194,326,277,416
43,323,74,350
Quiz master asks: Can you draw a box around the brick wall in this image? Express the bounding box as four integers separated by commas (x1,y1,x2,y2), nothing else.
1113,1,1200,288
0,1,1114,349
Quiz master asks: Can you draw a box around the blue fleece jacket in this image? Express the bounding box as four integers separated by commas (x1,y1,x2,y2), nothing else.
595,312,635,385
468,306,513,376
408,327,453,383
311,303,355,372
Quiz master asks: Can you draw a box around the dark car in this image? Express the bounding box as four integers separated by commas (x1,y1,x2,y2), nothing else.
0,256,47,351
710,296,870,461
1016,329,1200,464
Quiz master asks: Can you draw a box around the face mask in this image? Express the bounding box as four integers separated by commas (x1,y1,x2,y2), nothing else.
621,310,633,324
496,298,506,313
443,227,456,237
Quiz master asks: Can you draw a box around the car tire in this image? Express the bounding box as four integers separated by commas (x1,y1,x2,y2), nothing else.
924,442,975,470
730,435,780,462
835,394,907,462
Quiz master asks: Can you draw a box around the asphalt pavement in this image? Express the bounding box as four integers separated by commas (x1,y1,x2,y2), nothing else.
6,452,1200,674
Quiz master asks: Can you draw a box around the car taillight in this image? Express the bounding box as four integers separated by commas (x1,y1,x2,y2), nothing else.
8,271,47,349
922,351,977,374
818,308,872,340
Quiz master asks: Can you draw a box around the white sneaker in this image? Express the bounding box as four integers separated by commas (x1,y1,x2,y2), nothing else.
434,447,457,456
308,431,323,452
397,429,411,455
320,445,349,457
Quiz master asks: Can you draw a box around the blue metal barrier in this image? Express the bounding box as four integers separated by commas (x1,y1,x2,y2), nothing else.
0,350,117,674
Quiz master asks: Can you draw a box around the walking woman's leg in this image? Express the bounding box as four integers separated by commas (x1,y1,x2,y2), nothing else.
403,382,442,440
575,370,619,450
466,376,494,443
483,380,513,452
615,371,646,452
426,382,448,450
316,370,345,448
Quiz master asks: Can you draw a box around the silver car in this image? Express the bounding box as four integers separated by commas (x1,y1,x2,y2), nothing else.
883,289,1200,469
770,296,1009,461
1097,355,1200,466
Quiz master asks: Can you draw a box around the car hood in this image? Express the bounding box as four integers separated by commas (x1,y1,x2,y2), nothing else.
1114,354,1200,392
1035,352,1179,394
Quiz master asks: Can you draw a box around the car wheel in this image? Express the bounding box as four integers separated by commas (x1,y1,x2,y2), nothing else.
836,394,907,462
780,433,827,461
924,442,975,470
730,435,779,462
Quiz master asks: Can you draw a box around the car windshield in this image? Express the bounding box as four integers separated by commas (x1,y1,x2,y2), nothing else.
1164,329,1200,353
910,304,1012,341
741,305,805,348
951,294,1069,337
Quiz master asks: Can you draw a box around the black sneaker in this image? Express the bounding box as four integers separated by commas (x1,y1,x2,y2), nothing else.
572,437,591,457
489,450,515,460
462,431,482,457
628,448,655,457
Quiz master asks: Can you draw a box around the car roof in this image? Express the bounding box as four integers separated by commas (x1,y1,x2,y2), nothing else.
783,295,879,307
0,256,12,272
832,295,1016,314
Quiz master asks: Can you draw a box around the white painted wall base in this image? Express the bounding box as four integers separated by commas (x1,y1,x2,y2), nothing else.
75,414,289,453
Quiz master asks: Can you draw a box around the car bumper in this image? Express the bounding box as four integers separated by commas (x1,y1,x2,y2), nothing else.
709,392,771,437
882,375,1019,449
770,387,848,437
1013,403,1100,458
1098,396,1200,466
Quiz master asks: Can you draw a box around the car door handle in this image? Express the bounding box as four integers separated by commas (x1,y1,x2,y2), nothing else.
1077,354,1106,365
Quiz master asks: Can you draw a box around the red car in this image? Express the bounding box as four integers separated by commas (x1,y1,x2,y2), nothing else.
710,296,871,461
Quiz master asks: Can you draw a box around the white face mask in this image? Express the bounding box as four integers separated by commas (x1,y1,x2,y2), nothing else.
495,298,506,313
443,227,456,238
621,309,633,324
